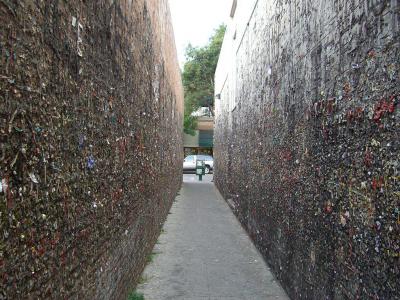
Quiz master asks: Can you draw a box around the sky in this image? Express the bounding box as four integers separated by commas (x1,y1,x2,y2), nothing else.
168,0,232,67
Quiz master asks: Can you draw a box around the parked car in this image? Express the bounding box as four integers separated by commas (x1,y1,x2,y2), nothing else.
183,155,214,174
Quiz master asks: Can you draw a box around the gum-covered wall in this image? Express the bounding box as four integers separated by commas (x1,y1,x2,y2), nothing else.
214,1,399,299
0,0,183,298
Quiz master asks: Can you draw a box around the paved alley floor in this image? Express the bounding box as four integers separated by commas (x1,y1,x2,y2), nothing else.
136,174,289,300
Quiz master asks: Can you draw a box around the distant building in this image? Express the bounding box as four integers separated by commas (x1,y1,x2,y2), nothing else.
183,107,214,156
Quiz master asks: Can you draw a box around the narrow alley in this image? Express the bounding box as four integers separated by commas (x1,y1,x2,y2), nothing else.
136,174,288,300
1,0,399,299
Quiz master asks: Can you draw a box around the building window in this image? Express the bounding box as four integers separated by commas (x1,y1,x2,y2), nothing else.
199,130,214,147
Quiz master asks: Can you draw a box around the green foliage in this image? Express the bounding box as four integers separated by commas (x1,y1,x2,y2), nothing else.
183,114,198,135
138,275,150,285
146,252,157,263
182,24,226,135
127,291,144,300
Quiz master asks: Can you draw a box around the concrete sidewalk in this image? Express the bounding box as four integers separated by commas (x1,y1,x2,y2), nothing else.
136,174,289,300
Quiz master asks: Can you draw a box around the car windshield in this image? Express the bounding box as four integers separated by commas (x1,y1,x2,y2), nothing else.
198,155,213,161
185,156,195,162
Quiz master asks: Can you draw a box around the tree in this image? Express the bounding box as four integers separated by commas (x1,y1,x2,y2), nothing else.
182,24,226,135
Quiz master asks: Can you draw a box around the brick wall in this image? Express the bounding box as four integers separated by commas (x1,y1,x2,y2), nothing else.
0,0,183,298
214,1,399,299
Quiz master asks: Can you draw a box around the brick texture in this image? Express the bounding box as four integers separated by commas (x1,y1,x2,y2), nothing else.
0,0,183,299
214,1,399,299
